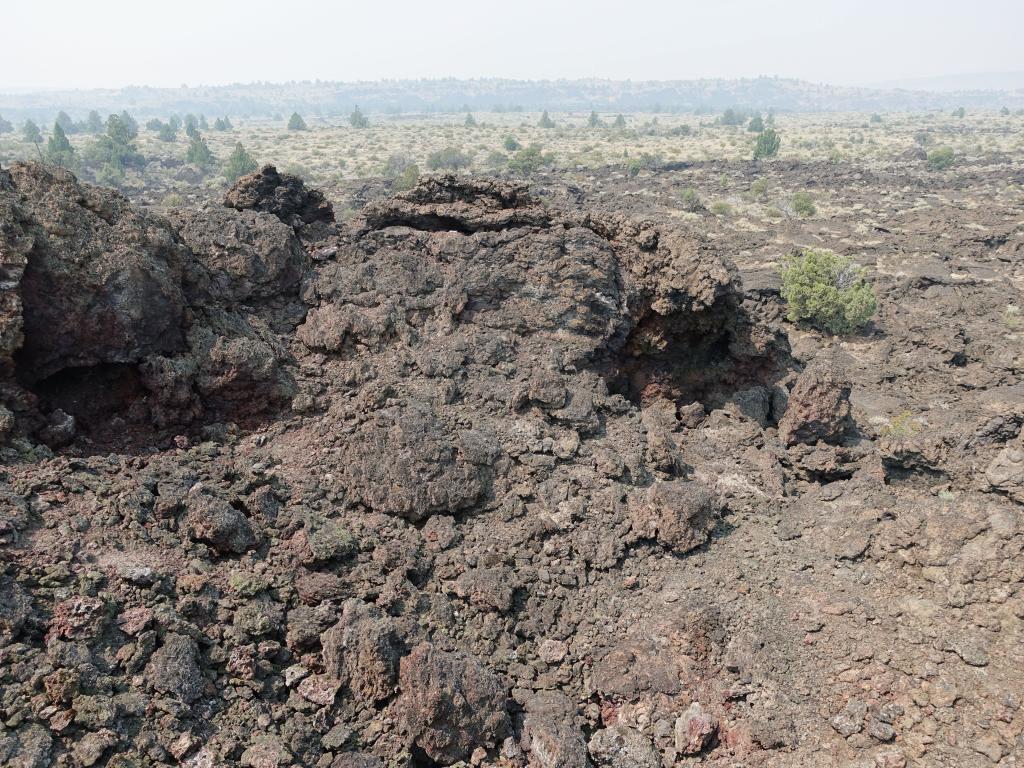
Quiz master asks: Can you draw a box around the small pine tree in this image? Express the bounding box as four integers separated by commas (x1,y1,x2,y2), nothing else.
349,106,369,128
721,108,744,126
464,113,476,127
0,115,13,134
952,107,965,118
119,111,139,139
224,142,257,181
223,116,233,130
56,111,76,134
612,114,626,129
503,135,521,152
588,111,602,128
186,133,214,168
85,110,103,134
45,122,77,169
157,123,177,142
22,120,43,145
288,112,308,131
753,128,781,160
213,117,227,131
106,115,133,144
538,110,555,129
184,114,199,132
199,115,208,129
747,115,764,132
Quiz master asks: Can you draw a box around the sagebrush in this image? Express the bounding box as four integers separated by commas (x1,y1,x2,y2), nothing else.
780,249,877,334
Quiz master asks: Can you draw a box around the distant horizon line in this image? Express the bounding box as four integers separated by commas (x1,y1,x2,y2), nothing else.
3,71,1024,97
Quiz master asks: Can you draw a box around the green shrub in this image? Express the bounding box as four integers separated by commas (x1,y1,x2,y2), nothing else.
750,178,768,198
721,108,745,126
464,113,476,127
95,162,124,187
288,112,308,131
709,201,732,217
157,123,177,142
753,128,781,160
507,144,552,173
780,249,877,334
679,187,705,212
747,115,764,132
392,164,420,191
624,153,661,177
926,147,954,170
791,191,816,217
503,135,521,151
484,151,507,168
537,110,555,129
426,146,471,171
382,153,414,178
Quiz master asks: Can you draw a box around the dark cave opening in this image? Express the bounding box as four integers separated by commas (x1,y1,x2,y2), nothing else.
27,362,162,451
32,363,149,432
601,304,790,421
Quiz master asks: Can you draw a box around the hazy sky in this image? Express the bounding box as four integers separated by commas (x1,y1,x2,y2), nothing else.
4,0,1022,90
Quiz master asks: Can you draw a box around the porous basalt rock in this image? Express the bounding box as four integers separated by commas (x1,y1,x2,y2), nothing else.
224,164,334,232
0,162,308,444
778,359,853,446
2,163,188,384
396,642,511,764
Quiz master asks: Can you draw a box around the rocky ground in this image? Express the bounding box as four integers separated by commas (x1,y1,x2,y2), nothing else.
0,157,1022,768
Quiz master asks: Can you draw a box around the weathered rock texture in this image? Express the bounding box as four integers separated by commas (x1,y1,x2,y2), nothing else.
225,164,334,233
3,167,898,768
0,162,307,447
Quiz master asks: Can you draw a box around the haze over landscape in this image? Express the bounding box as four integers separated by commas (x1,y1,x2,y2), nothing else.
1,3,1024,768
4,0,1024,90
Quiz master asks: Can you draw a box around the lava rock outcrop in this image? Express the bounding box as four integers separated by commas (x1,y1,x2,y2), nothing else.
0,168,790,768
225,164,335,234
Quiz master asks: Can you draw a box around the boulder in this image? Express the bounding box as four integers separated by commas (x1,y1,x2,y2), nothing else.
778,360,853,446
224,164,334,232
396,642,510,764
